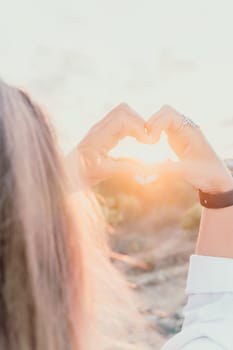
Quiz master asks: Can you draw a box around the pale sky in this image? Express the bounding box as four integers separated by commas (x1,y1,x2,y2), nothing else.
1,0,233,162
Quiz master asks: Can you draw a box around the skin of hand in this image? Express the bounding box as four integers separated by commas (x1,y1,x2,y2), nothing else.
67,103,151,188
67,102,233,258
146,105,233,194
146,105,233,258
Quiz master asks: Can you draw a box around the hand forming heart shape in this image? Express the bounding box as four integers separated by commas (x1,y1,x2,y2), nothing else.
74,103,233,194
77,103,152,186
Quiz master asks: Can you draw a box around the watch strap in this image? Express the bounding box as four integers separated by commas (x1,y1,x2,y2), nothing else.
199,189,233,209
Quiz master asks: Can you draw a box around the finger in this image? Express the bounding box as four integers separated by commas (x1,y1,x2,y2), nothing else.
146,105,184,142
115,103,151,143
145,110,166,143
93,103,150,151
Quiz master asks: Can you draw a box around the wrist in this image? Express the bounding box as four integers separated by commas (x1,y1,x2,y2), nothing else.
66,147,89,192
201,162,233,194
207,176,233,194
197,204,233,258
199,173,233,209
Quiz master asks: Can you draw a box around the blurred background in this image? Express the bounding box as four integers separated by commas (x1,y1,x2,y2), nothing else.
1,0,233,347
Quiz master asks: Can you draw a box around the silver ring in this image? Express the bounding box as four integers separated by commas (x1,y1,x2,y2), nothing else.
177,116,200,132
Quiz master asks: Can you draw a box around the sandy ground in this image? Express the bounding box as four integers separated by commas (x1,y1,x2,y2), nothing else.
112,218,196,349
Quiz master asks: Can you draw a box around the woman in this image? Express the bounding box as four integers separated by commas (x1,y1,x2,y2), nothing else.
0,80,232,350
0,81,153,350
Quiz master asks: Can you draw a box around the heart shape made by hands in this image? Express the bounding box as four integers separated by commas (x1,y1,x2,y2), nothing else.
110,134,177,184
134,174,159,185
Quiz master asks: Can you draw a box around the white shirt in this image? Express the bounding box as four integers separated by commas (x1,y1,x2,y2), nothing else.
162,255,233,350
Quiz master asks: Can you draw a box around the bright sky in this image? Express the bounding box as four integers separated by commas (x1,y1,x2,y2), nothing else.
1,0,233,162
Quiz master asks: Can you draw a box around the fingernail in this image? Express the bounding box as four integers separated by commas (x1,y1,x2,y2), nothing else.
144,122,152,133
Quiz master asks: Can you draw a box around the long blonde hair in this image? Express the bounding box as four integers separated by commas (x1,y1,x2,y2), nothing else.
0,81,90,350
0,80,150,350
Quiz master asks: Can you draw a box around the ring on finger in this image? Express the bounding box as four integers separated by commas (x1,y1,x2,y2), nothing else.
177,115,200,133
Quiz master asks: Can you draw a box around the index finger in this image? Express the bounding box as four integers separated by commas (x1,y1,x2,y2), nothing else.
109,103,150,143
146,105,184,142
92,103,150,152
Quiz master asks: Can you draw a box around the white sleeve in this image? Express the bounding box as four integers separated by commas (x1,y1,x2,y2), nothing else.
161,255,233,350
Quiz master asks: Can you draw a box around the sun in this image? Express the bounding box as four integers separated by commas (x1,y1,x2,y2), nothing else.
110,132,177,164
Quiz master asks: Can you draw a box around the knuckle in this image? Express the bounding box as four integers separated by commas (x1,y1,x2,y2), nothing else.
110,103,129,121
118,102,129,110
147,114,159,126
115,102,130,114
